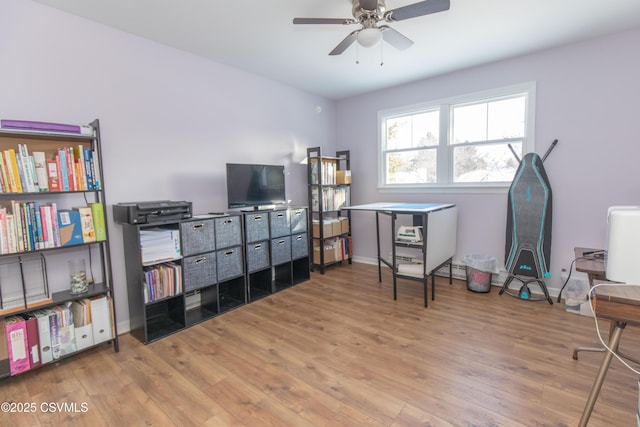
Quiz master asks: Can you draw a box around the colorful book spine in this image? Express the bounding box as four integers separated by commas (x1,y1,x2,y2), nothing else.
91,203,106,241
83,146,94,190
76,206,96,243
57,149,69,192
5,316,30,375
46,160,60,192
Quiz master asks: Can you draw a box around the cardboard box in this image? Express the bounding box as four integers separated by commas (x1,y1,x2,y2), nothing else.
336,170,352,184
339,217,350,234
332,221,342,236
312,220,334,237
313,245,336,265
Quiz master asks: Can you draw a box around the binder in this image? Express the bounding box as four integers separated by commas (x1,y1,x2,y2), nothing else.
5,315,30,375
0,318,9,376
48,308,61,360
33,309,54,364
20,313,41,369
54,305,76,357
90,295,113,345
70,299,94,350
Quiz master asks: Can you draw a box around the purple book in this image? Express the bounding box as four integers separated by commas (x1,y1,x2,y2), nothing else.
1,119,81,134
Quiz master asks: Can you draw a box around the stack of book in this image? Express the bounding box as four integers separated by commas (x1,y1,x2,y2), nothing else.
0,202,106,254
0,143,101,194
139,227,181,264
142,262,183,303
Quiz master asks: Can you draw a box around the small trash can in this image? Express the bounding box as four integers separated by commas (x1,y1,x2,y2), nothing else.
463,254,498,293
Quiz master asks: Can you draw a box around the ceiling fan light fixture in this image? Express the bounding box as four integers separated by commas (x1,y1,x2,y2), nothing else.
357,27,382,48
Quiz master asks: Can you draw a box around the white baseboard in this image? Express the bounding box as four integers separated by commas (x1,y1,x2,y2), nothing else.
350,256,560,298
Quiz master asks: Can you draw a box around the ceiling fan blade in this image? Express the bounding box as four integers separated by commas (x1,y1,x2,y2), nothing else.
293,17,355,25
386,0,450,22
360,0,379,11
329,30,359,56
380,26,414,51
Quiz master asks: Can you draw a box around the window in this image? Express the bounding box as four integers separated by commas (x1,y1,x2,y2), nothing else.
379,82,535,191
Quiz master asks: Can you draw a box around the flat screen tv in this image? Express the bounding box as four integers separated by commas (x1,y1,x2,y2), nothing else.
226,163,286,209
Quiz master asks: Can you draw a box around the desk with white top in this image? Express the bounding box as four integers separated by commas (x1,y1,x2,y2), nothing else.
344,203,458,307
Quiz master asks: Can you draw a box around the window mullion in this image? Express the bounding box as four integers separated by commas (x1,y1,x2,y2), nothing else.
439,104,450,184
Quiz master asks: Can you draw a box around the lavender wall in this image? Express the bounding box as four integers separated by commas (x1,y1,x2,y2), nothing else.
1,1,336,328
335,28,640,293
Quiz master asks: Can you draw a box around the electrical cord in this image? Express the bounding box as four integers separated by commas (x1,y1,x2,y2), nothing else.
557,251,606,303
588,282,640,375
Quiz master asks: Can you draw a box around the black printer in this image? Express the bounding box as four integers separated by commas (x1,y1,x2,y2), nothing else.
113,200,192,224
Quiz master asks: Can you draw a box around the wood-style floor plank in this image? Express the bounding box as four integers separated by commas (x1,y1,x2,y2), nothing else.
1,262,639,426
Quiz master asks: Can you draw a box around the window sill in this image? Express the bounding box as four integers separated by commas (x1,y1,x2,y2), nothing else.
377,184,510,194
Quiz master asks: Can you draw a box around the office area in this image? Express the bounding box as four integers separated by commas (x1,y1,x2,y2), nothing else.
2,1,640,425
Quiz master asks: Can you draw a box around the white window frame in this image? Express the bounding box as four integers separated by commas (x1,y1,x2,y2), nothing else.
378,82,536,193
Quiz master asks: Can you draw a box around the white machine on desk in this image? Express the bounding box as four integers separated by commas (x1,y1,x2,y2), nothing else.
396,226,423,243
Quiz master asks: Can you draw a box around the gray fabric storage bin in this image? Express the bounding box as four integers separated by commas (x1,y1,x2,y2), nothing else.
291,233,308,260
246,240,270,273
216,247,244,281
180,218,215,256
269,210,290,238
183,251,217,292
215,215,242,248
244,212,269,243
290,208,308,234
271,236,292,265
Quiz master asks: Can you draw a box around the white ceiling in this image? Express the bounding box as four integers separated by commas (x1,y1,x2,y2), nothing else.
32,0,640,100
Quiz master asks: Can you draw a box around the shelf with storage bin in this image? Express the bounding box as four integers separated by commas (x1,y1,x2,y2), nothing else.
214,214,245,314
242,207,310,301
307,147,352,274
180,215,218,326
0,119,118,379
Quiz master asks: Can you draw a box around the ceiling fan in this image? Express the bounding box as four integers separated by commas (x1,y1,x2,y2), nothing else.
293,0,450,56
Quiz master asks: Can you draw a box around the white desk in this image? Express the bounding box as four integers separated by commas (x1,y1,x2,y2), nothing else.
345,203,458,307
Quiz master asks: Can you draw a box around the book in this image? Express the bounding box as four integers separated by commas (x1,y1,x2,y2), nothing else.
46,159,60,192
0,153,10,193
73,145,87,190
65,147,75,191
20,313,41,369
5,315,30,375
54,305,76,357
83,146,94,190
91,202,106,241
0,318,8,376
33,309,54,364
57,149,69,192
17,144,37,192
0,207,7,254
48,308,60,360
74,206,96,243
32,151,49,192
4,149,22,193
91,149,101,190
57,209,83,246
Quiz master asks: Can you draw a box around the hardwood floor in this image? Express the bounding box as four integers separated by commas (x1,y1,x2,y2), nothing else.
2,262,639,426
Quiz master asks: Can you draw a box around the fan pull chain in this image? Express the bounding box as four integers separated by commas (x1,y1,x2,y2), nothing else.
380,40,384,66
355,42,360,64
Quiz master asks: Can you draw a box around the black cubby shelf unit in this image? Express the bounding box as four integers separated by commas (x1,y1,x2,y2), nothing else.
118,207,311,345
118,213,247,344
0,119,118,379
243,207,310,301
